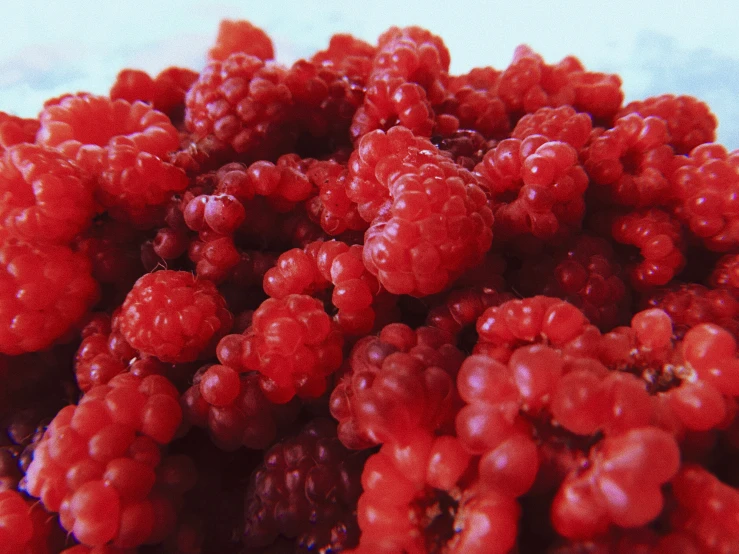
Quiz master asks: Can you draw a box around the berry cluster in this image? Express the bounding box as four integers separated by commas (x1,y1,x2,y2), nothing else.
1,17,738,554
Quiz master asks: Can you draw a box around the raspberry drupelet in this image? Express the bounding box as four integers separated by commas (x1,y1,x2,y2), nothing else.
0,144,96,245
0,489,34,553
216,294,344,403
23,373,194,548
37,94,187,226
617,94,717,155
117,270,233,364
670,143,739,251
0,239,99,355
330,323,464,449
242,419,365,552
184,53,296,159
110,67,199,123
475,135,589,242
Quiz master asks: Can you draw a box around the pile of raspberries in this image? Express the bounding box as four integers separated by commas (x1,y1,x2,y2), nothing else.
2,18,739,554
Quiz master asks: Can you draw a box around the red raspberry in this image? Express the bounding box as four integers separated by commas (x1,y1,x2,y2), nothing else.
511,105,593,150
0,112,39,153
355,430,518,554
330,323,464,448
181,368,300,451
242,419,365,552
0,489,34,553
0,239,99,355
644,283,739,339
582,113,677,208
208,19,274,62
0,144,96,244
682,323,739,397
710,254,739,292
670,143,739,251
609,208,686,289
305,160,367,235
617,94,717,155
37,94,187,226
475,135,588,242
117,270,233,363
110,67,199,123
670,464,739,552
24,373,192,548
438,68,510,140
425,286,509,341
357,128,493,296
551,427,680,539
510,235,629,330
350,27,450,141
62,547,135,554
216,294,344,403
431,129,492,170
185,53,295,159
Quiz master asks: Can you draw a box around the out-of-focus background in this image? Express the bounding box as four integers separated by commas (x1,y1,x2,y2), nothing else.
3,0,738,148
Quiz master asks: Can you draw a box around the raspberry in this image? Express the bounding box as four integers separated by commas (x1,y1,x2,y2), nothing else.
330,323,463,448
37,94,187,226
0,239,99,355
350,27,450,141
617,94,717,155
356,128,493,296
609,208,686,290
425,286,508,341
510,235,629,330
208,19,274,62
305,160,367,235
643,283,739,339
242,419,365,552
110,67,199,123
117,270,233,363
475,135,588,242
216,294,344,403
355,430,518,554
551,427,680,539
438,68,510,140
582,113,676,208
24,373,192,548
431,129,491,170
182,368,300,451
0,144,96,244
670,464,739,552
511,105,593,150
185,53,295,159
670,143,739,251
0,489,33,553
0,112,39,153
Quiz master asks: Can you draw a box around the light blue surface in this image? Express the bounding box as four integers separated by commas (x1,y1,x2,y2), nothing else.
3,0,737,148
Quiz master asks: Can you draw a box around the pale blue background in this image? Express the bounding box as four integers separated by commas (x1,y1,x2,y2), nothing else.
3,0,737,149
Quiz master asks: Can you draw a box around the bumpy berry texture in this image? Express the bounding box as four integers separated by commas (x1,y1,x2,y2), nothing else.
243,419,364,552
0,239,99,355
185,53,295,159
208,19,275,62
617,94,717,155
475,135,589,242
0,144,96,244
24,373,193,548
355,127,494,296
4,17,739,554
37,94,187,226
216,294,344,403
670,143,739,251
330,323,464,448
117,270,232,363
